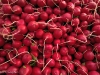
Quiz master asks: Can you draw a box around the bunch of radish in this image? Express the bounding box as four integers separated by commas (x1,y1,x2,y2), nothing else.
0,0,100,75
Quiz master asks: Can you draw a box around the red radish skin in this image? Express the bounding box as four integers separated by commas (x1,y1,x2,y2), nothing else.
32,67,41,75
6,66,18,75
46,58,55,67
52,68,60,75
22,54,32,64
84,51,94,61
42,67,51,75
0,0,100,75
19,65,32,75
85,61,98,71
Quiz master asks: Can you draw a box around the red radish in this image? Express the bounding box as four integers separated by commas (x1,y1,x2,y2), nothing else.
37,0,46,7
23,38,31,46
60,69,67,75
12,5,22,15
46,58,55,67
96,54,100,61
74,52,83,60
67,2,75,11
40,12,48,21
73,7,81,16
32,67,41,75
84,51,94,61
81,7,90,14
21,13,28,19
85,61,97,71
25,14,35,23
35,29,44,39
53,29,63,39
43,32,53,44
92,25,100,35
46,7,53,15
46,0,55,7
78,44,87,52
60,46,68,56
53,39,61,45
18,46,28,58
55,61,62,69
73,59,81,66
68,47,76,55
71,18,80,26
80,13,87,21
31,51,38,57
0,36,5,47
30,0,37,6
3,43,12,49
44,44,53,52
59,1,67,9
2,4,12,14
76,34,87,43
0,50,7,57
53,8,61,15
37,59,44,68
44,51,52,58
61,56,69,64
19,65,32,75
52,68,60,75
52,52,61,61
42,67,51,75
6,66,18,75
60,26,67,34
16,0,27,7
0,57,5,64
12,40,22,49
88,71,100,75
87,1,96,9
24,5,34,14
30,43,38,51
66,36,76,46
87,14,94,23
27,21,39,32
0,63,9,73
10,59,22,67
18,25,28,34
22,53,32,64
62,13,72,22
76,65,88,75
94,43,100,53
11,14,20,22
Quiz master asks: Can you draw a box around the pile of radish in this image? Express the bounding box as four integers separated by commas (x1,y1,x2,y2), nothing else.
0,0,100,75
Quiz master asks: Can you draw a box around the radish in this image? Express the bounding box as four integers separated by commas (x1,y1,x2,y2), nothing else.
46,58,55,67
32,67,41,75
22,53,32,64
59,1,67,9
24,5,34,14
85,61,98,71
12,5,22,15
2,4,12,14
43,32,53,44
53,29,63,39
62,13,72,22
42,67,51,75
88,71,100,75
6,66,18,75
19,65,32,75
52,68,60,75
27,21,39,32
0,0,100,74
84,51,94,61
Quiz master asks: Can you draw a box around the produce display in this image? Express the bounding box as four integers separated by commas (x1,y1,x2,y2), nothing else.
0,0,100,75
